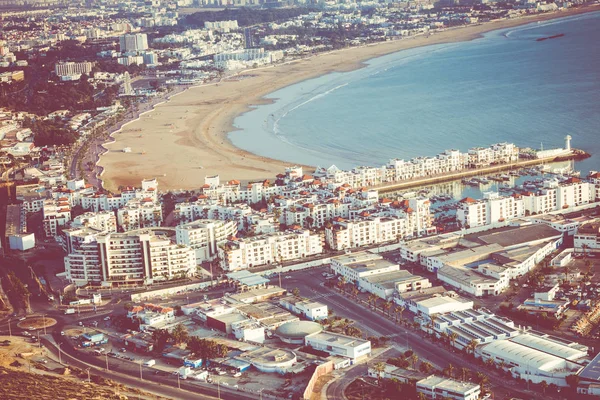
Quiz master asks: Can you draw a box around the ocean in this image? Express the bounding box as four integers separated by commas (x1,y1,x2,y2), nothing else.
230,11,600,175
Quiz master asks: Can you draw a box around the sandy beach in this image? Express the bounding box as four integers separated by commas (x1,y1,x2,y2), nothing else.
97,5,599,192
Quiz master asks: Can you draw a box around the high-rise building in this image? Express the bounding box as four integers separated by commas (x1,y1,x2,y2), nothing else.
54,61,93,77
119,33,149,52
63,229,196,286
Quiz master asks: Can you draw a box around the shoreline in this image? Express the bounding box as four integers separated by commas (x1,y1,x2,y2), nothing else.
97,5,599,192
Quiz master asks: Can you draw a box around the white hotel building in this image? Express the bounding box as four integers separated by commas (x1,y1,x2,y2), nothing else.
456,192,524,228
175,219,237,263
218,229,323,271
72,211,117,233
116,198,163,231
63,229,196,286
457,179,594,228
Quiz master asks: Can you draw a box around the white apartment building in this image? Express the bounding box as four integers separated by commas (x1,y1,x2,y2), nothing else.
214,48,267,62
116,198,163,231
202,179,283,204
218,230,323,271
119,33,148,52
80,179,158,212
175,219,237,263
54,61,93,77
174,198,252,230
456,192,524,228
72,211,117,233
325,215,407,250
330,251,399,283
63,230,196,286
43,198,71,237
204,20,239,31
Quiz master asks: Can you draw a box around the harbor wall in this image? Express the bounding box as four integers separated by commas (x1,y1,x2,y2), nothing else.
377,150,587,194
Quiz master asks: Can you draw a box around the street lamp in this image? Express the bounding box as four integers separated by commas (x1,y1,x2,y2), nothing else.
86,368,91,383
7,318,11,338
105,352,109,371
139,360,143,381
57,342,62,364
216,378,221,400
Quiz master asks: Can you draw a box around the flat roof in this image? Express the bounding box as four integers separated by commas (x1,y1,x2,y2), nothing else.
212,312,247,325
346,258,397,273
226,270,269,287
469,224,561,247
417,375,479,394
331,251,381,265
437,244,504,266
360,270,421,288
239,347,296,365
306,331,369,348
439,265,498,285
5,204,23,236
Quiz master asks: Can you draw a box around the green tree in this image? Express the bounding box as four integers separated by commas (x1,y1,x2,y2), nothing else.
291,287,300,297
419,361,433,374
151,329,171,352
171,323,189,344
373,362,386,384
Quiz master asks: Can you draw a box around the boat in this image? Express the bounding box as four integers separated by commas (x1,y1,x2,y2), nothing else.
500,174,510,181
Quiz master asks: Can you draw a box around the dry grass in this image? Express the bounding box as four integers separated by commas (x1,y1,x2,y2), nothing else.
309,373,335,400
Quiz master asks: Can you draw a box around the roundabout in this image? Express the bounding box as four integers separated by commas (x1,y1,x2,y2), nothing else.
17,316,57,330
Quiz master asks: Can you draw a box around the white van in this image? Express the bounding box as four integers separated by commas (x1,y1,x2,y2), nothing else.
144,360,156,367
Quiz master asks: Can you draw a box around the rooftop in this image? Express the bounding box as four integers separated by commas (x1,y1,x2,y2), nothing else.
5,204,23,236
417,375,480,394
579,351,600,382
331,251,382,266
468,224,562,248
275,320,323,339
306,331,370,348
345,258,398,273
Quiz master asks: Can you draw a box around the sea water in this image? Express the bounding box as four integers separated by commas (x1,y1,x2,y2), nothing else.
230,11,600,174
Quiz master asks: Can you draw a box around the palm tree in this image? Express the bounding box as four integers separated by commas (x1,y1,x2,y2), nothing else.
475,371,489,387
351,286,360,298
394,306,405,324
485,358,497,369
410,353,419,369
419,361,433,374
448,332,458,349
540,380,548,394
465,339,478,356
460,367,470,382
337,276,347,293
428,314,438,336
383,300,392,316
368,294,378,310
373,362,386,384
444,363,455,378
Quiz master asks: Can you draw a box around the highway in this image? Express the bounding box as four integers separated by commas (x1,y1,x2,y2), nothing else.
279,267,561,400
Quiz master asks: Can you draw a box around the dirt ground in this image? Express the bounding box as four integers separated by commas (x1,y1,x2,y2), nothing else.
0,336,168,400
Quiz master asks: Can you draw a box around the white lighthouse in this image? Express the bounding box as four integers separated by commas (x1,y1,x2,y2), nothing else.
565,135,572,151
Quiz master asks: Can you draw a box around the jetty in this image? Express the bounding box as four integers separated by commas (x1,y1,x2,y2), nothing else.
376,149,589,193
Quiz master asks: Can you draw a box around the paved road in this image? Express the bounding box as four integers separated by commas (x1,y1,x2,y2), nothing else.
281,268,563,400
